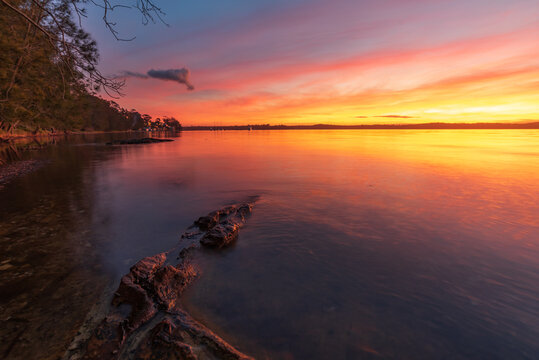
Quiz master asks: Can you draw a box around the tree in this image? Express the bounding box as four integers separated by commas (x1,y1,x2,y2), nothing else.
162,116,181,130
0,0,166,94
141,114,152,128
0,0,167,134
0,0,93,132
152,118,162,129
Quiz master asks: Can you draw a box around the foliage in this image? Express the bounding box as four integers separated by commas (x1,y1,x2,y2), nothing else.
152,116,181,130
0,0,172,134
77,96,146,131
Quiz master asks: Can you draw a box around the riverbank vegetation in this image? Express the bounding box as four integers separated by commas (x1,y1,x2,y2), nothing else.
0,0,172,137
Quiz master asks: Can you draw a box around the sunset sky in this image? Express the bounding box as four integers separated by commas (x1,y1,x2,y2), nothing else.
84,0,539,126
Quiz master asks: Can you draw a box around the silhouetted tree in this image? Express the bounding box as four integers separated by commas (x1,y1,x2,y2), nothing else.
162,116,181,130
141,114,152,128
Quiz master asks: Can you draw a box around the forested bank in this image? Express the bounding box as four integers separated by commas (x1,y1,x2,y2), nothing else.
0,0,170,137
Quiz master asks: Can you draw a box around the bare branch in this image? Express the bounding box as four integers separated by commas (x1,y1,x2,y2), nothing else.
70,1,87,28
1,0,168,99
82,0,168,40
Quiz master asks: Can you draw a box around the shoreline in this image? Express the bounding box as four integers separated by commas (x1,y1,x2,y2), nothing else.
68,200,258,360
0,132,175,190
0,129,145,142
2,121,538,141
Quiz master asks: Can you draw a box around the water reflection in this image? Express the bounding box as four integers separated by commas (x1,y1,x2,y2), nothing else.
0,135,109,359
0,132,174,359
0,130,537,359
177,130,539,359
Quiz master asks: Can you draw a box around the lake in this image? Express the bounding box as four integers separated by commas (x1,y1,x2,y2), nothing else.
0,130,538,359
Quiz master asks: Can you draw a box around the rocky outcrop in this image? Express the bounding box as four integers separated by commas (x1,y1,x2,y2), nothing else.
106,138,174,145
199,203,253,248
76,200,257,360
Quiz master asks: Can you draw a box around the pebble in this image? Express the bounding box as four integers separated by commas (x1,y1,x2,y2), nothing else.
0,263,14,271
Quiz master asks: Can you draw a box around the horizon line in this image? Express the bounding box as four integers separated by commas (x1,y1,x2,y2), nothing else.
182,121,539,130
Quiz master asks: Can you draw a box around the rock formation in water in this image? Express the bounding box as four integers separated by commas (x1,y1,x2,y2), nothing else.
106,138,174,145
70,200,257,360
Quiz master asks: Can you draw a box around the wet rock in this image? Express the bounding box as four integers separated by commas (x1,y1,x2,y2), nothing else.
198,203,253,248
78,200,257,360
105,138,174,145
114,274,157,330
194,211,219,230
133,318,198,360
0,263,14,271
84,313,127,360
236,203,253,219
126,253,166,287
200,222,240,248
114,254,168,328
151,264,197,311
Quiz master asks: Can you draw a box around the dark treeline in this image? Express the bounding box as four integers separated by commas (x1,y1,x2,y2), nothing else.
185,122,539,131
0,0,177,136
146,116,182,131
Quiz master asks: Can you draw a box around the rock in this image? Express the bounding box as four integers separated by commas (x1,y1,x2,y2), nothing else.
133,318,198,360
114,274,157,330
198,203,253,248
126,253,167,286
200,222,240,248
0,263,14,271
151,264,197,311
194,211,219,230
194,206,234,230
79,200,257,360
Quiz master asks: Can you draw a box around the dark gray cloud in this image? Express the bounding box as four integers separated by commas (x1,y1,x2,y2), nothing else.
147,69,194,90
117,68,194,90
374,115,416,119
119,71,149,79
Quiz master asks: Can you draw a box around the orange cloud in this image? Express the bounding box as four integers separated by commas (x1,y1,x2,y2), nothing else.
107,24,539,126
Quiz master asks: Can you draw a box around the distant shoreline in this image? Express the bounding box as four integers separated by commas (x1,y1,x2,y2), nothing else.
2,122,538,142
183,122,539,131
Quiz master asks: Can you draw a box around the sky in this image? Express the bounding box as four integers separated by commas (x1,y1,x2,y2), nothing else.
84,0,539,125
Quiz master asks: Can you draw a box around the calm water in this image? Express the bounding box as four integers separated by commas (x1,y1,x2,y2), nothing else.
0,130,538,359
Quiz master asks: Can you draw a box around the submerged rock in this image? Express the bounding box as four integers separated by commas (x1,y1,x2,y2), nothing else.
106,138,174,145
76,200,257,360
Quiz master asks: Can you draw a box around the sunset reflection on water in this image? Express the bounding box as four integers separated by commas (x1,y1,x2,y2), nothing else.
1,130,537,359
165,130,539,359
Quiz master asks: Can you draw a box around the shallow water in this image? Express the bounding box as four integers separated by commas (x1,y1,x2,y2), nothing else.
1,130,538,359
